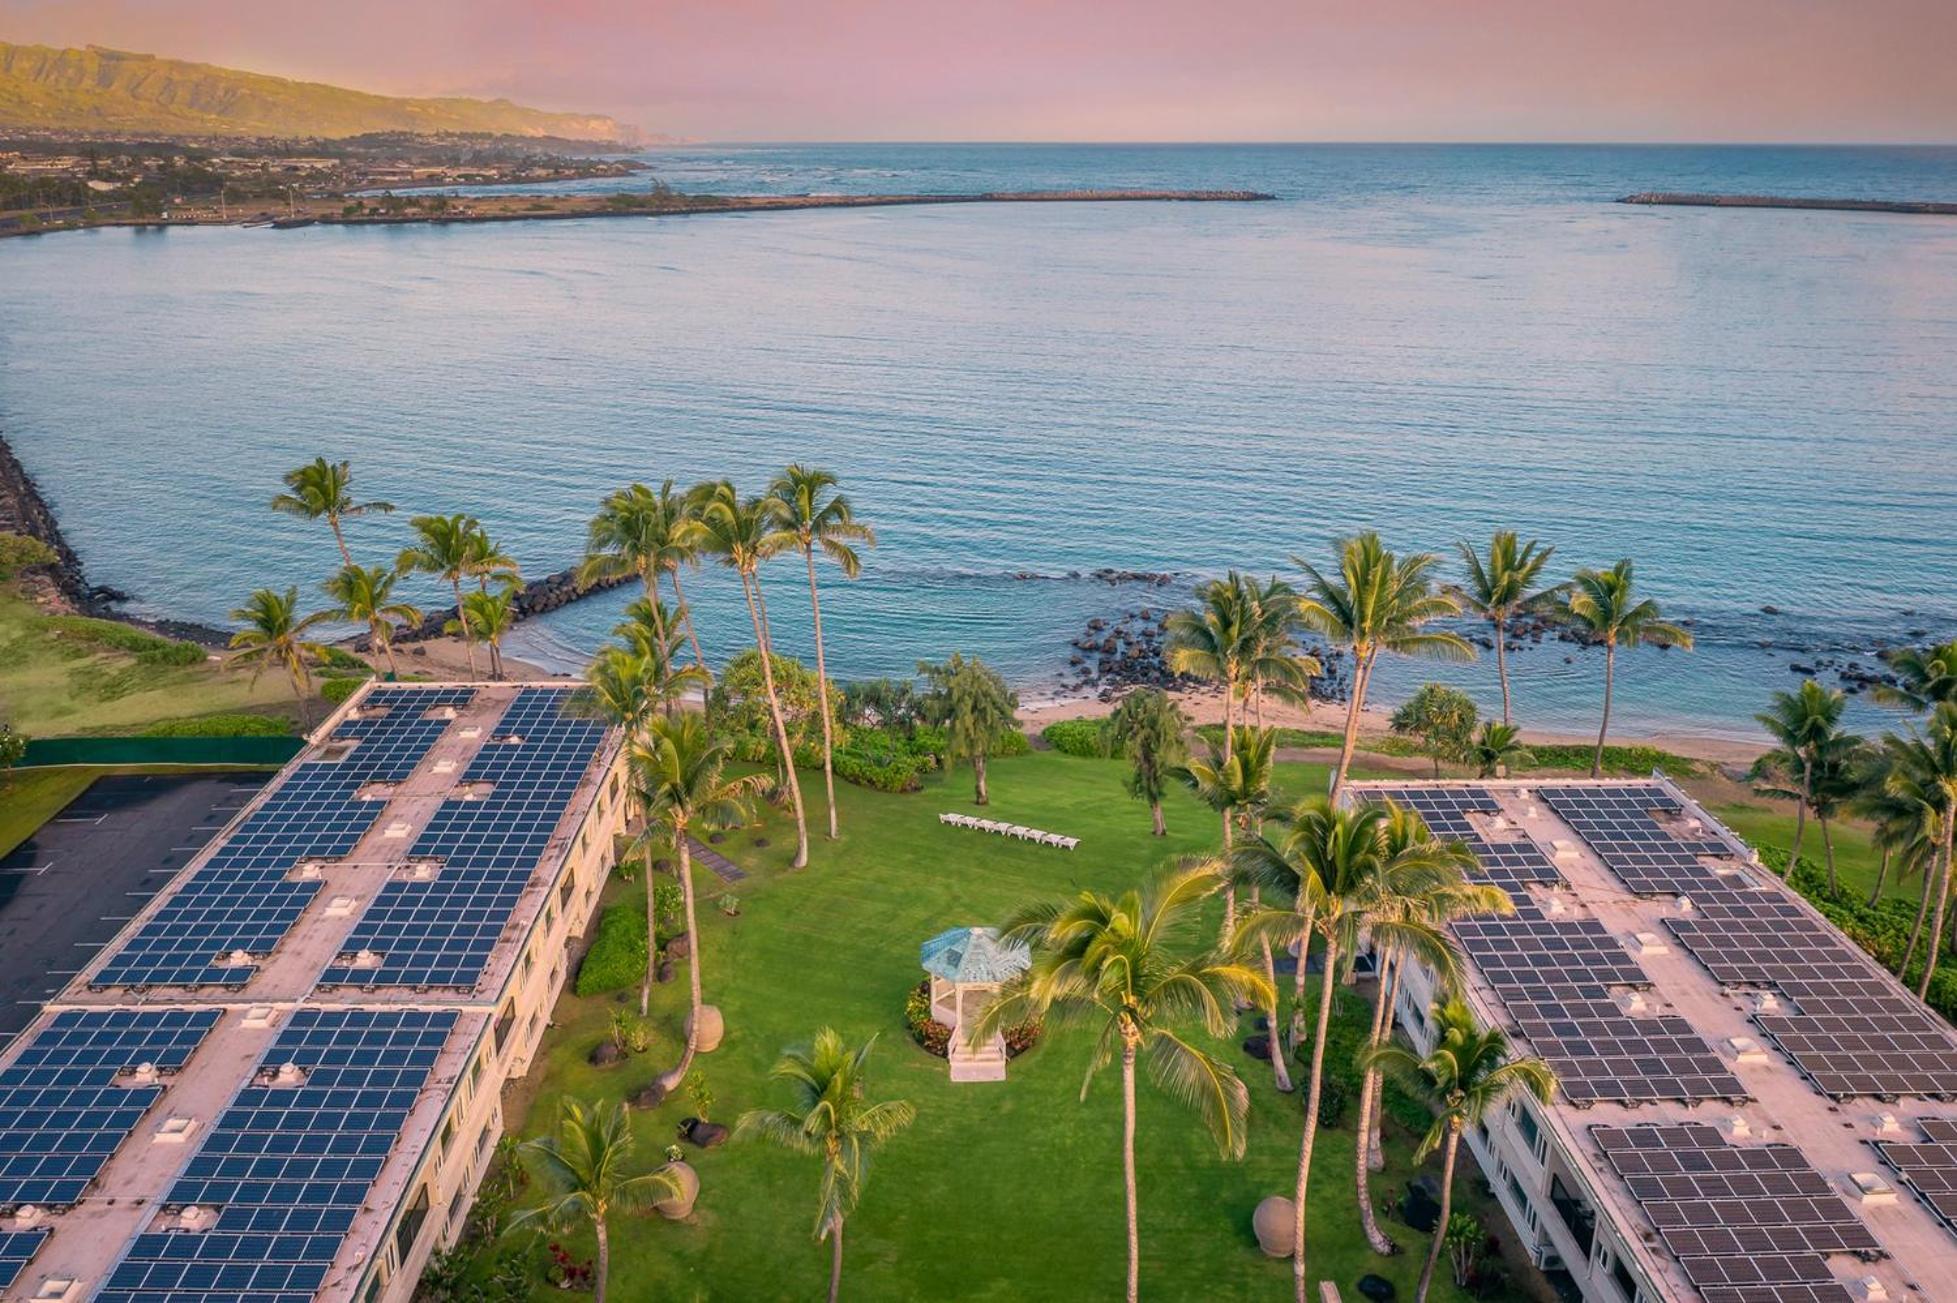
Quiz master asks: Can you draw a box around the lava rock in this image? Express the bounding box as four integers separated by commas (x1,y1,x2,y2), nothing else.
681,1118,729,1149
1357,1274,1397,1301
628,1081,670,1110
588,1041,625,1068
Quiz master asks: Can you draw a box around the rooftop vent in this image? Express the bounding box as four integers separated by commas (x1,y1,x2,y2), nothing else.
120,1061,160,1086
384,820,413,839
287,862,325,882
11,1205,45,1229
1755,992,1782,1014
1873,1112,1903,1136
454,781,496,801
316,740,357,763
1845,1171,1898,1206
30,1277,82,1303
458,725,483,739
1551,839,1580,862
400,860,441,882
178,1205,218,1232
346,949,384,970
153,1116,198,1145
1727,1036,1768,1065
1627,932,1669,957
324,895,358,917
242,1005,277,1029
354,782,395,802
1674,895,1694,913
424,705,460,721
261,1061,308,1087
218,949,255,969
432,757,458,774
1723,1113,1752,1138
1855,1276,1891,1302
1616,991,1650,1015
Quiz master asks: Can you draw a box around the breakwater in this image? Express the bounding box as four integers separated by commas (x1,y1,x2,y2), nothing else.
1621,192,1957,216
387,566,635,646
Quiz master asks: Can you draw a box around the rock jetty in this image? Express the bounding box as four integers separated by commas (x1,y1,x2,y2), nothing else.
1621,193,1957,217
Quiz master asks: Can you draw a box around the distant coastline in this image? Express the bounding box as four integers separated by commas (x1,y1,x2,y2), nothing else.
1621,191,1957,216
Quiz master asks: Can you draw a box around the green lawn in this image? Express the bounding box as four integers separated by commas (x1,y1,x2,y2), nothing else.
0,766,95,856
0,587,301,736
1704,801,1893,903
483,752,1499,1302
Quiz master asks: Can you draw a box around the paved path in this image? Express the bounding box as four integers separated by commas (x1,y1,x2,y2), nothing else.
687,837,747,883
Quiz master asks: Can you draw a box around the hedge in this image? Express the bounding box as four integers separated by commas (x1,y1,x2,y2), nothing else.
1042,719,1112,758
321,677,370,706
574,904,647,997
1188,723,1706,778
141,713,294,738
39,615,207,666
720,721,1021,793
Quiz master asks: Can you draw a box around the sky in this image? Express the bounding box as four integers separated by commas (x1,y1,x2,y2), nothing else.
5,0,1954,143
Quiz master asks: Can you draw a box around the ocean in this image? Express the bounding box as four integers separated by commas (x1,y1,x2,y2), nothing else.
3,143,1954,743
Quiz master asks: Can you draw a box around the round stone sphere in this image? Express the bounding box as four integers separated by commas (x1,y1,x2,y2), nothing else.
653,1161,699,1219
1253,1195,1296,1257
688,1004,725,1053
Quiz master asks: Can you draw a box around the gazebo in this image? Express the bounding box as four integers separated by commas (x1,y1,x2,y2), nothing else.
920,926,1030,1082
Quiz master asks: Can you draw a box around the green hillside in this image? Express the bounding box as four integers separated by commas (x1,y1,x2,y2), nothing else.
0,43,640,141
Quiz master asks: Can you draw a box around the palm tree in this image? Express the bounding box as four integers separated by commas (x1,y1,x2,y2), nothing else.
580,483,710,665
1365,1000,1554,1303
227,586,330,726
1108,687,1188,837
398,514,486,678
452,589,515,680
322,563,420,679
1454,532,1561,724
510,1097,684,1303
1886,705,1957,998
613,597,710,709
1751,679,1856,879
1241,574,1319,726
735,1030,916,1303
1469,721,1533,778
767,465,875,842
575,648,664,1015
1561,560,1693,777
698,482,809,869
631,712,765,1088
1168,573,1311,755
1806,741,1866,893
917,653,1019,806
270,457,394,566
1876,640,1957,714
1856,751,1937,911
973,862,1268,1303
1296,533,1473,798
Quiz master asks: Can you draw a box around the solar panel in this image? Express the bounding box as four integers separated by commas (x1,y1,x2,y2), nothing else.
0,1009,220,1209
1873,1115,1957,1239
1362,786,1565,891
320,689,607,990
93,690,470,989
1592,1123,1873,1302
1537,785,1730,895
0,1229,48,1290
99,1008,458,1303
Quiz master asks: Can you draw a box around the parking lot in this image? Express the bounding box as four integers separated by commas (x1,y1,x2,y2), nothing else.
0,771,267,1042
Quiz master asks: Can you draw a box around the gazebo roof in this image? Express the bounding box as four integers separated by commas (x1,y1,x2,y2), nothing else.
920,926,1029,985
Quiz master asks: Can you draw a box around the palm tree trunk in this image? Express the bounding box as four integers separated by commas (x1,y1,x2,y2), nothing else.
828,1215,845,1303
1355,949,1396,1255
1495,613,1512,724
328,515,352,568
1252,886,1293,1092
1219,812,1235,950
450,578,478,679
1150,801,1166,837
593,1217,610,1303
1870,847,1892,908
1121,1038,1140,1303
1904,856,1936,976
289,665,312,731
1416,1124,1460,1303
665,832,705,1086
1786,757,1811,877
641,839,657,1017
804,548,841,840
1821,816,1838,893
1591,641,1615,778
378,628,400,679
741,571,809,869
669,566,710,680
1289,899,1317,1049
1332,650,1373,798
1222,675,1235,764
973,751,989,805
1917,823,1955,1000
1367,959,1405,1173
1294,931,1340,1303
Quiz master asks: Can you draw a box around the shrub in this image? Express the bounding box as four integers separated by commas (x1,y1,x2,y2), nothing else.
315,645,368,670
0,532,57,578
39,615,206,666
1002,1014,1044,1058
905,980,952,1057
320,677,368,707
574,904,646,996
1042,718,1112,758
141,713,293,738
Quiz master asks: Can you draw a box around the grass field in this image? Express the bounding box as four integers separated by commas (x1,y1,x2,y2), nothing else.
0,766,95,856
0,588,302,736
1704,801,1894,903
476,751,1507,1302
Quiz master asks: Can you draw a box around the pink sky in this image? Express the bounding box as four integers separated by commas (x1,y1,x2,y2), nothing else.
5,0,1953,143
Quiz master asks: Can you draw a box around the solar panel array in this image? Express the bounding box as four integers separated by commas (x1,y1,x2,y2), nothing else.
0,1229,46,1291
1456,903,1747,1105
100,1008,458,1303
1537,785,1730,895
0,1009,219,1209
1592,1124,1872,1303
320,689,606,990
1873,1115,1957,1238
1362,786,1563,891
92,691,469,988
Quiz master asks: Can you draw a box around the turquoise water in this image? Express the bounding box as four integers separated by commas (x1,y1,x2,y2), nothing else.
3,144,1955,742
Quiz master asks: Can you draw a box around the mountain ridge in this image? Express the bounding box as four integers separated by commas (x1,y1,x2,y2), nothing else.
0,42,642,142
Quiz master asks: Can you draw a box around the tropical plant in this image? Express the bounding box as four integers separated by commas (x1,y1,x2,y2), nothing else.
270,456,394,566
613,597,710,708
1454,531,1561,724
1108,687,1189,837
397,514,497,678
1561,560,1693,777
579,482,711,675
1856,750,1936,909
735,1030,916,1303
1390,683,1479,777
1443,1212,1485,1290
0,724,25,791
628,712,765,1088
1469,721,1533,778
321,563,419,678
1240,573,1320,725
226,586,330,725
1749,680,1854,880
1167,572,1316,749
574,648,664,1015
1876,640,1957,714
509,1098,685,1303
697,481,809,868
450,589,515,680
768,465,875,841
1296,533,1473,797
1364,999,1554,1302
0,532,57,579
1883,705,1957,998
972,862,1268,1303
917,653,1019,805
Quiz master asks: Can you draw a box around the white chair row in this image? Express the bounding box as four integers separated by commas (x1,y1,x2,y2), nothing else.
938,812,1079,850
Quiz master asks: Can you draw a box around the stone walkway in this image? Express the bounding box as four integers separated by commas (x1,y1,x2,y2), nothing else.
687,837,747,883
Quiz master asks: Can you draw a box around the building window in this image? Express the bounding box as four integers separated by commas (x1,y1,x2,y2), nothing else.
394,1185,431,1265
476,1123,495,1158
469,1053,485,1094
439,1115,455,1157
558,875,575,911
494,1003,516,1052
1610,1253,1638,1302
1514,1101,1543,1162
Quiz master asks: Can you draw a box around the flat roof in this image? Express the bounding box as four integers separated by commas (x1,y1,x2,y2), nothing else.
0,682,620,1301
1347,777,1957,1303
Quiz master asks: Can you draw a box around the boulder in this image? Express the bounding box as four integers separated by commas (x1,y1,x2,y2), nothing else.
687,1004,725,1053
1252,1196,1295,1257
656,958,675,984
667,933,692,961
681,1117,729,1149
588,1041,625,1068
1241,1034,1272,1062
1401,1177,1442,1234
627,1081,669,1110
1357,1275,1396,1302
652,1161,699,1219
